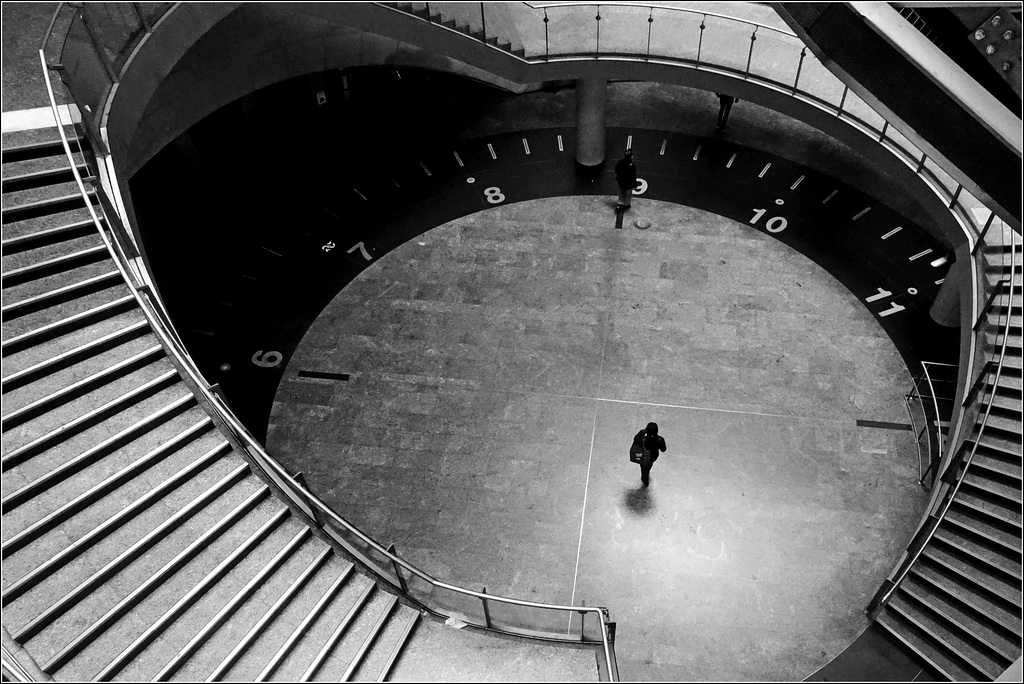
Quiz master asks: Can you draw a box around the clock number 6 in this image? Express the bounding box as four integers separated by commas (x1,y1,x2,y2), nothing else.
252,350,283,367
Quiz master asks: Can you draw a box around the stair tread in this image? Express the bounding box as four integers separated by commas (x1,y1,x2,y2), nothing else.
923,546,1022,606
904,573,1023,655
889,593,1006,678
912,563,1022,636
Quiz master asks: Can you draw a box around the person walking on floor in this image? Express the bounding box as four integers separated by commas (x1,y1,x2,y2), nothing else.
614,149,639,211
716,93,737,132
631,422,667,487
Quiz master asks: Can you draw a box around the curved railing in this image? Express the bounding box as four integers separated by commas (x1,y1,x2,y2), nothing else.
387,2,997,243
24,1,1021,680
32,3,621,680
904,361,958,488
867,227,1019,615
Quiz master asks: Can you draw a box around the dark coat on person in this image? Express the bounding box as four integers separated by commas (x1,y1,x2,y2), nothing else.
614,156,638,190
633,429,667,461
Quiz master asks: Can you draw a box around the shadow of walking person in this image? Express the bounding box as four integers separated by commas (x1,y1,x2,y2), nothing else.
624,485,654,516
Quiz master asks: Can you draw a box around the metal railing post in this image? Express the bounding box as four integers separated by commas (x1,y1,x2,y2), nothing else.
543,10,549,59
948,184,963,209
387,543,409,592
595,7,601,57
480,2,486,42
745,27,757,76
425,2,431,23
793,47,806,94
917,152,927,173
973,211,997,253
481,586,492,628
879,120,889,142
579,599,587,641
838,85,849,114
646,10,653,59
696,15,706,66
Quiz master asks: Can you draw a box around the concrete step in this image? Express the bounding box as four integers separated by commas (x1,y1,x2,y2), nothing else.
34,481,285,681
1,219,97,255
1,230,103,275
2,352,176,446
903,572,1021,663
887,590,1005,679
2,321,154,399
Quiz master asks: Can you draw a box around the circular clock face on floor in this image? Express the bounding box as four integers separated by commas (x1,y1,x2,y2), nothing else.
135,114,955,681
264,188,940,681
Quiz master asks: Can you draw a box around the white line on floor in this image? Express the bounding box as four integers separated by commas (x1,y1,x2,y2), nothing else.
477,386,838,422
568,401,599,633
790,175,805,190
881,226,902,239
2,104,81,132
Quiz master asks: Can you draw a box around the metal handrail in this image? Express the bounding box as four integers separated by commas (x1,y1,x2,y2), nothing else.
522,1,798,37
870,228,1019,612
381,2,994,245
34,15,618,682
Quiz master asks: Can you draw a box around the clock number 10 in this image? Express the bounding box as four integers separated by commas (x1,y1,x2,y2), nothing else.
750,208,788,233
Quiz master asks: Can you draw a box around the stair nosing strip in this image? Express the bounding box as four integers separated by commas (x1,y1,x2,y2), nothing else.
39,476,266,674
95,505,293,681
376,610,419,683
205,547,338,682
256,566,352,682
901,585,1020,663
154,526,313,682
873,614,957,681
1,294,139,358
0,431,226,602
340,592,397,683
921,550,1023,608
11,461,251,644
1,344,166,431
1,390,196,510
302,581,378,683
1,369,182,472
887,602,995,679
0,270,123,318
1,244,108,285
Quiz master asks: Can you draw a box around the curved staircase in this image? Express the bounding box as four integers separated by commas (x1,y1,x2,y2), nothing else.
873,231,1023,680
2,138,423,681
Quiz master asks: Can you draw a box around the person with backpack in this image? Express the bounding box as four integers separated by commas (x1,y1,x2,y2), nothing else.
630,422,667,487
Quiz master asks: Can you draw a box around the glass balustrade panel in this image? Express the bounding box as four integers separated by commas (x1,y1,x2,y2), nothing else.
137,3,175,29
881,124,922,167
922,156,960,200
648,8,704,64
506,2,546,58
432,2,484,36
745,29,804,88
412,583,490,627
81,3,143,74
485,598,574,638
596,4,655,57
791,52,846,109
545,5,603,57
697,14,755,74
60,14,113,136
838,89,887,134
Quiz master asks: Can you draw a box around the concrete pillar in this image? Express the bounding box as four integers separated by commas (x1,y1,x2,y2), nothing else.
575,77,606,169
929,255,965,327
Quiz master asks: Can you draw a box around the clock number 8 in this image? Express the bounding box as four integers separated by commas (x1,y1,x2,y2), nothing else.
484,186,505,204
